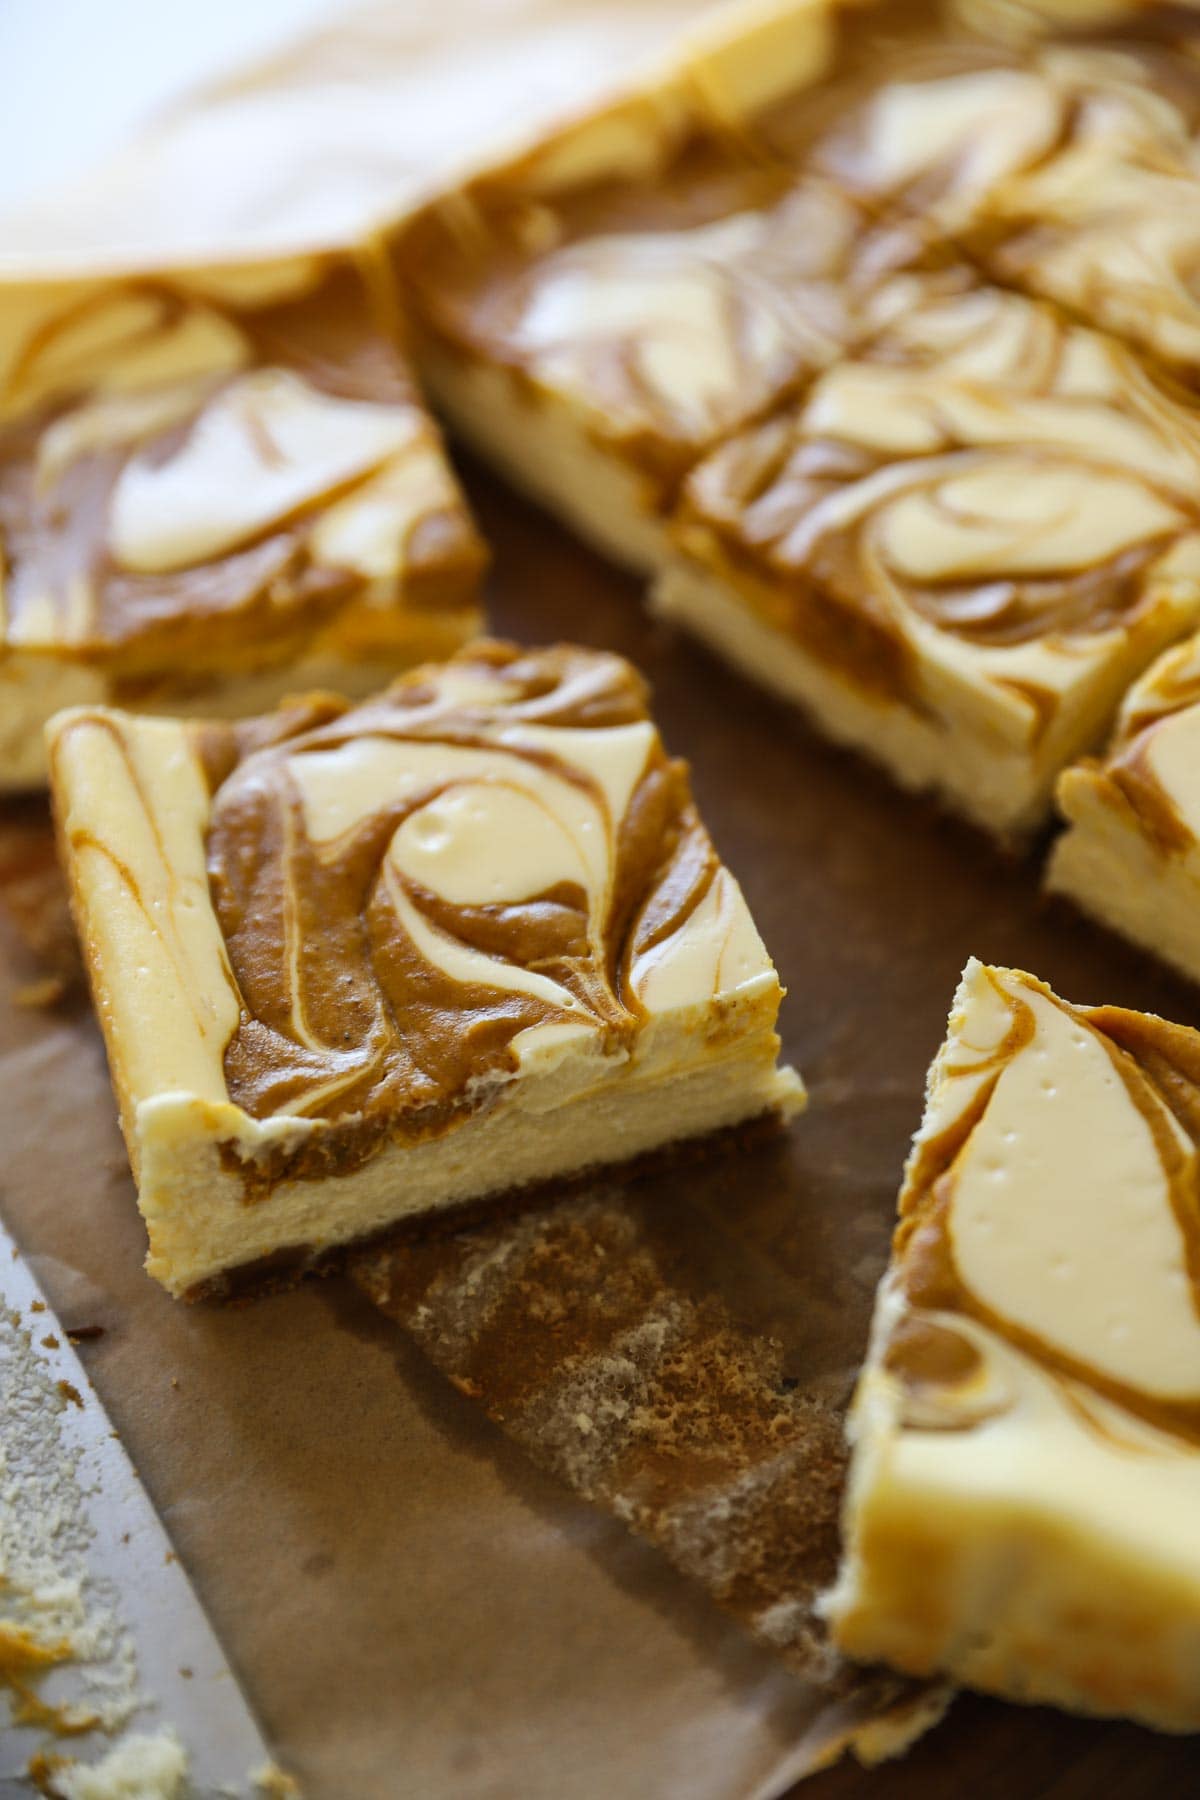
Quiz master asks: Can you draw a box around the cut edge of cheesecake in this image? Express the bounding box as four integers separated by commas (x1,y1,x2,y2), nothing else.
0,612,483,796
1048,760,1200,988
0,257,487,793
650,554,1196,842
418,341,671,576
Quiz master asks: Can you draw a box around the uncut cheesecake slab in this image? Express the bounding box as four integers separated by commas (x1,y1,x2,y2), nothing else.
657,275,1200,837
1049,630,1200,983
46,640,802,1299
825,958,1200,1732
0,256,485,790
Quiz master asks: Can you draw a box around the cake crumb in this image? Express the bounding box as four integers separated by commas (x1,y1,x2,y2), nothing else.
1,1301,140,1739
0,1620,94,1733
34,1728,188,1800
252,1764,300,1797
57,1380,84,1409
42,1334,61,1349
27,1750,69,1795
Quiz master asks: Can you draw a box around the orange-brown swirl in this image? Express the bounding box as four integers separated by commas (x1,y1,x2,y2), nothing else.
201,643,724,1165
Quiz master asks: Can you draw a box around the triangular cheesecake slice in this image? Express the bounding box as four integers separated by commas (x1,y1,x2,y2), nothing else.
825,958,1200,1731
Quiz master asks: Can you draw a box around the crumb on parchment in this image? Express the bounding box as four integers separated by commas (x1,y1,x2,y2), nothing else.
252,1765,301,1797
29,1729,187,1799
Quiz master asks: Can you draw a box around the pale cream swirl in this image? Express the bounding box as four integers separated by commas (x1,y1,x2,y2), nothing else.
890,965,1200,1445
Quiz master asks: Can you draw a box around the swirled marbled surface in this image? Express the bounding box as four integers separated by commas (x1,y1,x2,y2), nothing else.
829,957,1200,1730
196,641,776,1145
0,261,483,670
889,962,1200,1443
676,278,1200,699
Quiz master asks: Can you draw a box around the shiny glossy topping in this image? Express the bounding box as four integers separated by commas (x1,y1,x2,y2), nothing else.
678,279,1200,676
889,962,1200,1443
200,641,776,1140
0,263,483,662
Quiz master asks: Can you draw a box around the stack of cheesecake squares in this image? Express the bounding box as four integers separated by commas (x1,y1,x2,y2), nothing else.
12,0,1200,1762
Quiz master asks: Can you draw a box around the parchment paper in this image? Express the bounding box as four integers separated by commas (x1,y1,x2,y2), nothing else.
0,909,858,1800
0,0,787,274
3,467,1196,1798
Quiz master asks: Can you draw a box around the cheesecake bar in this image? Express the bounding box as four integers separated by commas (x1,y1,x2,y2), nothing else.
825,957,1200,1732
955,30,1200,383
809,8,1200,380
403,171,927,575
46,640,802,1299
395,0,986,575
0,258,485,790
657,276,1200,837
1049,629,1200,983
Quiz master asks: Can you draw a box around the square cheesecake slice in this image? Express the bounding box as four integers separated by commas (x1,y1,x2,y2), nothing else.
1049,630,1200,983
825,957,1200,1732
0,257,486,790
46,640,802,1299
656,275,1200,837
